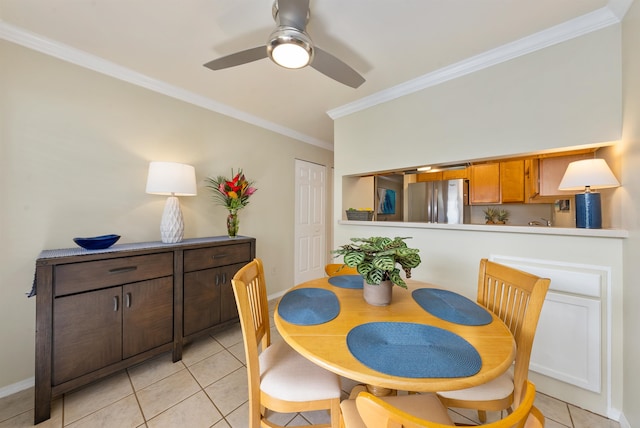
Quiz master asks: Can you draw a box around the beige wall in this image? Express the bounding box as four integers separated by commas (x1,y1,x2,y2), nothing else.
333,25,629,421
334,26,621,176
0,40,333,390
621,1,640,427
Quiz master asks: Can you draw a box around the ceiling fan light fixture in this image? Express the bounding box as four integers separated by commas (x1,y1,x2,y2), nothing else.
267,27,313,69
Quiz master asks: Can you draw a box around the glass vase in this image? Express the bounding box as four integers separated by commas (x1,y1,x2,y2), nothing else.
227,210,239,238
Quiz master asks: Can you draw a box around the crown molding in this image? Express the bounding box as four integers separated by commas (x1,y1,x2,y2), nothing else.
328,5,622,120
0,21,333,151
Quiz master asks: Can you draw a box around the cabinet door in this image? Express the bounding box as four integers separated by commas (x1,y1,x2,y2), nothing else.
416,172,443,182
220,262,247,323
469,163,500,204
122,277,173,359
53,288,122,385
183,268,222,336
539,153,592,196
500,160,525,203
441,168,468,180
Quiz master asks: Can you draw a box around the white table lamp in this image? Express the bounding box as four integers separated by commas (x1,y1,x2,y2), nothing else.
146,162,197,243
558,158,619,229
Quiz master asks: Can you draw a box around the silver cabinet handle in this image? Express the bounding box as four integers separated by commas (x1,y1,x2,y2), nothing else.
125,293,131,308
212,254,228,259
113,296,119,312
222,273,227,284
215,274,220,286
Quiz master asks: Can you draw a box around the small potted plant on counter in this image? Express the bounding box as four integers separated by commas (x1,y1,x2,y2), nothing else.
497,209,510,224
332,236,421,305
483,207,498,224
345,208,374,221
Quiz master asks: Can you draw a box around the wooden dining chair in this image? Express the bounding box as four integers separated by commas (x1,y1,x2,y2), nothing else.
437,258,550,423
341,380,543,428
232,258,342,428
325,263,359,277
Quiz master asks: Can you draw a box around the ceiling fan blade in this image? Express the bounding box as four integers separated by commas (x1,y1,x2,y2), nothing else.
203,46,267,70
277,0,310,30
311,47,365,88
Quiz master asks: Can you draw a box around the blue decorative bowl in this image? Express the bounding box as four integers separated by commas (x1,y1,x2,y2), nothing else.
73,234,121,250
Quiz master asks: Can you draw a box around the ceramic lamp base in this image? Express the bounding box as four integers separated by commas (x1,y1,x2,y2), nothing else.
575,192,602,229
160,196,184,243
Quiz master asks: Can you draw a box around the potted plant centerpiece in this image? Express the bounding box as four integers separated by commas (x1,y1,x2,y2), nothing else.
332,236,421,305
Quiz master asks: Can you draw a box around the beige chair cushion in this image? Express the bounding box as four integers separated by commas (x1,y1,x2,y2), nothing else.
259,340,341,402
437,370,513,401
341,393,454,428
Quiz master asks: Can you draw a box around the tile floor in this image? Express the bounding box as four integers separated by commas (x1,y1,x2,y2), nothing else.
0,302,622,428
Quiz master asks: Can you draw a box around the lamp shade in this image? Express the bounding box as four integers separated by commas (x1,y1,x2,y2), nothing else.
145,162,197,196
558,158,619,229
558,159,620,191
145,162,196,244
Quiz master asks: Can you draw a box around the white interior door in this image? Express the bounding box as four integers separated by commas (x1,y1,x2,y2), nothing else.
294,160,326,285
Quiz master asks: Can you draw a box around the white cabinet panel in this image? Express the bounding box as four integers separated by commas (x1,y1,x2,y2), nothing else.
530,291,601,392
490,255,608,396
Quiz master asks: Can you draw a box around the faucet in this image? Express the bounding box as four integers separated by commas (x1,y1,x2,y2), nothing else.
528,218,552,227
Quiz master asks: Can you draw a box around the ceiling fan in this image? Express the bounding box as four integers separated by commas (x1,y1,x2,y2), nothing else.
203,0,365,88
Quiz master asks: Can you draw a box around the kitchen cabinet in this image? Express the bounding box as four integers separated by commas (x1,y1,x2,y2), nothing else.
416,171,443,182
525,152,593,203
469,161,524,204
34,236,255,424
539,153,592,196
500,160,525,203
469,163,500,204
441,168,468,180
416,168,467,182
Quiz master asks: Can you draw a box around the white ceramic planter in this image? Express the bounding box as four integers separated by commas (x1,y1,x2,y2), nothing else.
363,280,393,306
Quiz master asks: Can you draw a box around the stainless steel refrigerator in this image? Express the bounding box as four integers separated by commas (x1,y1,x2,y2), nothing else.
408,179,469,224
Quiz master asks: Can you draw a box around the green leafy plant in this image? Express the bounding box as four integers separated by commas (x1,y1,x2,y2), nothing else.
332,236,421,288
483,207,498,224
497,209,510,223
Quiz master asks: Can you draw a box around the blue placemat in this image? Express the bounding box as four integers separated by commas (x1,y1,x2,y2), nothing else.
328,274,364,289
412,288,493,326
346,322,481,378
278,288,340,326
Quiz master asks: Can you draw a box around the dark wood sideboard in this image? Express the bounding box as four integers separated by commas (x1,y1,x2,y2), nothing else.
33,236,256,424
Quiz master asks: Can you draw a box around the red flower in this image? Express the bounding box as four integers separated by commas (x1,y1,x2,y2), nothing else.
206,169,257,211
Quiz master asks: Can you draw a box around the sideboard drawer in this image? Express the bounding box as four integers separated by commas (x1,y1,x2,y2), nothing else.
184,243,252,272
55,252,173,296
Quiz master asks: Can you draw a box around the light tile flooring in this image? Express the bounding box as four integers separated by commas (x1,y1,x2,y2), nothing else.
1,302,621,428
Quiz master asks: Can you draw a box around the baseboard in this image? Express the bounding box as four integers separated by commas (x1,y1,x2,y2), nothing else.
618,412,631,428
268,289,288,302
0,377,34,399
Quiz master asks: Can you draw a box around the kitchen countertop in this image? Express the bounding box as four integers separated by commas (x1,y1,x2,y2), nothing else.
338,220,628,239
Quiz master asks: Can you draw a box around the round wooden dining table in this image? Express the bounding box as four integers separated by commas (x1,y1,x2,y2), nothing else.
274,277,516,394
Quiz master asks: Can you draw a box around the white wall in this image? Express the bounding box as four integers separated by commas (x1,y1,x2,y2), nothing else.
334,26,621,176
0,40,333,391
621,2,640,427
333,25,626,419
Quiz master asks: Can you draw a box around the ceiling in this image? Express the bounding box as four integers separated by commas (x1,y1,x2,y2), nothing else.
0,0,629,149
